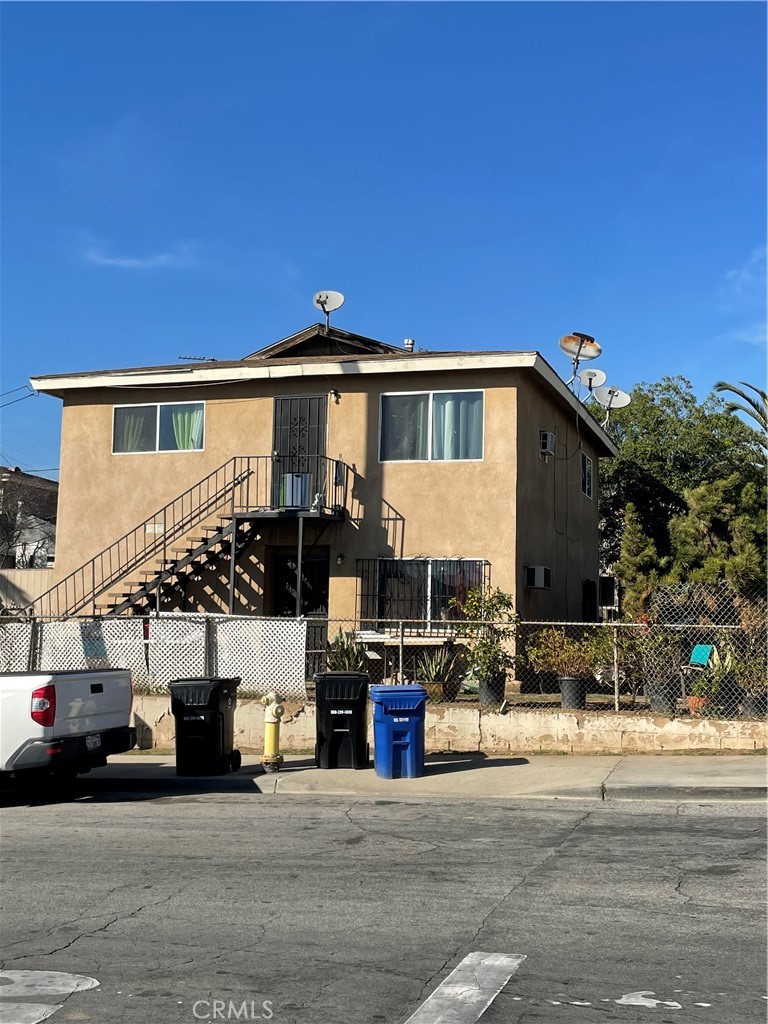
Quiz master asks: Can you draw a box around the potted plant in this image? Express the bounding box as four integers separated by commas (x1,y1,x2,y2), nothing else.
325,629,367,672
417,647,461,703
686,645,733,717
638,627,684,717
525,627,598,710
450,587,517,707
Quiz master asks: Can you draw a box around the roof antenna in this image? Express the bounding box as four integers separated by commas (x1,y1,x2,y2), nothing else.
313,291,345,334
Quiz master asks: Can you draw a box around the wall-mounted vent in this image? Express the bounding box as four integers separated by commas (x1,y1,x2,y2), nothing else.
538,430,556,458
525,565,551,589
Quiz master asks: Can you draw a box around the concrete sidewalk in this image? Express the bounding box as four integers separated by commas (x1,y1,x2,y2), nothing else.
95,752,767,802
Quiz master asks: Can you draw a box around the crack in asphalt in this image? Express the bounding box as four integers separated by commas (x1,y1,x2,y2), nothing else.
0,890,179,968
402,809,593,1021
672,863,692,904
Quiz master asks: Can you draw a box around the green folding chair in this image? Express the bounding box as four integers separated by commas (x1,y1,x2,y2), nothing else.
680,644,714,697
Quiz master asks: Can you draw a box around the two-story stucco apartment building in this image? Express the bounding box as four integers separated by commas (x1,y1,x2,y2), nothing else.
29,323,616,625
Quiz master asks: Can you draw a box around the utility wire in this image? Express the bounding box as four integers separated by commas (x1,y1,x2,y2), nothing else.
0,385,31,399
0,392,37,410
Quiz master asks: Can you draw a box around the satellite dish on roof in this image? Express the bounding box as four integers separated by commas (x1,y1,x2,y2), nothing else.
559,332,602,361
594,385,631,428
560,332,603,387
313,290,345,313
313,290,345,332
578,368,606,392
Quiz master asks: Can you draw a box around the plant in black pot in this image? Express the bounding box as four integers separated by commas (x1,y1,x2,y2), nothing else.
525,628,597,710
637,627,684,717
450,586,517,708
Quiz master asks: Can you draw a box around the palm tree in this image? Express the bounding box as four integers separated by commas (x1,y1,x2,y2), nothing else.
713,380,768,452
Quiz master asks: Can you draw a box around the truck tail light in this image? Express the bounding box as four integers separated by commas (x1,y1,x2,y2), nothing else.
31,684,56,727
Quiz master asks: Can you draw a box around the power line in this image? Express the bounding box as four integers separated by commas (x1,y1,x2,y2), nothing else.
0,385,31,399
0,392,37,410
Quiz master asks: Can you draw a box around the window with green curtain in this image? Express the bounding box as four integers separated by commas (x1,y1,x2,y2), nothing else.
113,406,157,453
159,403,205,451
431,391,483,460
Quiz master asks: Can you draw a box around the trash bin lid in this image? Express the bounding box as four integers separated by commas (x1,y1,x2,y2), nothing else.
169,678,240,708
314,672,369,701
370,684,427,711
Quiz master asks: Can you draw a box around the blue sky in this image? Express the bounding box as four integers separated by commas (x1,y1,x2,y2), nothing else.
1,1,765,478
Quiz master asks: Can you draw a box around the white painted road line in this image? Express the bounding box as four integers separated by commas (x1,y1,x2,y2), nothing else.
0,971,100,1024
403,952,526,1024
0,973,99,998
0,1005,61,1024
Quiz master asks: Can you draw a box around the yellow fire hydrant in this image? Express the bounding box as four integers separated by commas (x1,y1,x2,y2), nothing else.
260,691,285,773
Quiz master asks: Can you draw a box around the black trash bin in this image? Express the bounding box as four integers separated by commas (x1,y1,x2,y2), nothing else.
169,677,241,776
314,671,370,769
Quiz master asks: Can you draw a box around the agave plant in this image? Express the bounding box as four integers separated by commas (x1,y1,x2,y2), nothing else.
325,629,367,672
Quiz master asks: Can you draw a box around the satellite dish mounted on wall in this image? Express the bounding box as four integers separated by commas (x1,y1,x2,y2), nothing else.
559,332,603,386
594,384,631,428
313,290,345,333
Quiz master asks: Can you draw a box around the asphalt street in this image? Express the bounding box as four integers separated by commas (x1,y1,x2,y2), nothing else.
1,784,766,1024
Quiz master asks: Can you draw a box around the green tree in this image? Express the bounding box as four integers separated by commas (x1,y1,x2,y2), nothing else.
595,376,763,571
667,474,767,594
613,502,665,620
713,380,768,453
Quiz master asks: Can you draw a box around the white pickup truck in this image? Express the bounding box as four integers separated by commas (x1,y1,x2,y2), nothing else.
0,669,136,783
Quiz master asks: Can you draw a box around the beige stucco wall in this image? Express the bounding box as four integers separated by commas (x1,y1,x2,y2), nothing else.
515,381,601,621
51,365,603,620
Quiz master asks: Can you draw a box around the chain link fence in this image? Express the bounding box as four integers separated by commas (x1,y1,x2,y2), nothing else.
1,584,764,719
0,614,308,701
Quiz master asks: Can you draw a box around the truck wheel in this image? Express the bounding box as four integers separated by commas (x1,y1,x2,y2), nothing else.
230,750,242,773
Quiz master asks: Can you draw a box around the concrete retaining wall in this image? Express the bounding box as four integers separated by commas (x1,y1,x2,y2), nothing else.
132,696,767,755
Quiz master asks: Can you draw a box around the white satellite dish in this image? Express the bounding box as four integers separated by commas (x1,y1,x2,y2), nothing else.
313,290,345,314
578,368,607,391
594,385,631,427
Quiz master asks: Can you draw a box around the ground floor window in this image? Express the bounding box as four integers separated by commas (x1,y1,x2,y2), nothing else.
357,558,489,623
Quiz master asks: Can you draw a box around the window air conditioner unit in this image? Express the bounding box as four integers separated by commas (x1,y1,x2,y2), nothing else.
538,430,556,458
525,565,551,589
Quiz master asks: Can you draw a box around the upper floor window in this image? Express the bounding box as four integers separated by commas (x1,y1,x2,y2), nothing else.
380,390,483,462
113,402,205,454
581,453,593,498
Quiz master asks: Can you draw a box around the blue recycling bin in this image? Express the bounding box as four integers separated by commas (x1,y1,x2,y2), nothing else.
370,684,427,779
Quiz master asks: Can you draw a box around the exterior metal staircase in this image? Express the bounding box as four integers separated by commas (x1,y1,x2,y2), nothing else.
30,455,349,618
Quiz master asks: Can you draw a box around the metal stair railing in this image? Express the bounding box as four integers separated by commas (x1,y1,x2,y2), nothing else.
31,454,351,618
32,457,253,618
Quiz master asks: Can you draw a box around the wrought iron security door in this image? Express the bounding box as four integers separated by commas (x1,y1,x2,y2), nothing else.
272,396,328,507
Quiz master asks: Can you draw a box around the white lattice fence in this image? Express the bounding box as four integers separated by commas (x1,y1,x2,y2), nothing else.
212,617,307,700
147,617,207,691
0,622,33,672
38,619,149,687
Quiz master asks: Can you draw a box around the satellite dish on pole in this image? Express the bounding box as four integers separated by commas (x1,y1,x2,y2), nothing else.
578,368,607,392
559,332,603,386
594,385,631,427
313,290,345,332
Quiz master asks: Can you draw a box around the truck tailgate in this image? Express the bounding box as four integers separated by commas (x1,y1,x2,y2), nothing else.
53,670,133,736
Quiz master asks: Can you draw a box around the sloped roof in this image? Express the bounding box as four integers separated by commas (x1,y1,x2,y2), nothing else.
243,324,405,360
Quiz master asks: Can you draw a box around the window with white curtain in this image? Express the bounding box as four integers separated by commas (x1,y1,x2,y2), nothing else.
113,402,205,453
581,453,593,498
380,390,483,462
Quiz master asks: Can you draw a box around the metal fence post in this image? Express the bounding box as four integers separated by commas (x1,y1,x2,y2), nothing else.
204,615,216,677
613,625,620,712
27,618,40,672
399,620,404,682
